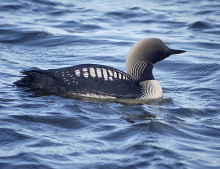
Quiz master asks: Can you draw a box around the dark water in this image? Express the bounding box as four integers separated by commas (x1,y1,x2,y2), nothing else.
1,0,220,168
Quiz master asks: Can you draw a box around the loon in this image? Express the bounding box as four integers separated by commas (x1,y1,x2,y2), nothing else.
15,38,185,99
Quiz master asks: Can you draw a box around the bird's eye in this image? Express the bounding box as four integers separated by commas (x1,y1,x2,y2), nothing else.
154,48,158,51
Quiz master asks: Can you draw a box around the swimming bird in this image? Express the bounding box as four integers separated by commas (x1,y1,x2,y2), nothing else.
15,38,185,99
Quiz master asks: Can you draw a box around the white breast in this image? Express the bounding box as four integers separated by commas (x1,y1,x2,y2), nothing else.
139,80,163,99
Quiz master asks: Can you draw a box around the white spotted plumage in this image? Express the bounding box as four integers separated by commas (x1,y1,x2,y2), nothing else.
96,68,102,78
113,71,117,78
89,68,96,78
102,68,108,80
75,69,80,77
83,71,89,78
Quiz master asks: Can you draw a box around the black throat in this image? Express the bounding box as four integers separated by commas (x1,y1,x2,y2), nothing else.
136,63,154,84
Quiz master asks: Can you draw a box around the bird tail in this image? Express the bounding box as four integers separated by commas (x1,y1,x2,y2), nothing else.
14,71,40,87
14,70,60,93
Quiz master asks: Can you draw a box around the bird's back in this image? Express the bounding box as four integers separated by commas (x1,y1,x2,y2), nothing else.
15,64,142,99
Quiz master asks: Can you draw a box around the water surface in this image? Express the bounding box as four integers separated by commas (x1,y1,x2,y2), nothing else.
0,0,220,168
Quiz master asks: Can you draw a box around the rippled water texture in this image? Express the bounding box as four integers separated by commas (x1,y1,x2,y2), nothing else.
0,0,220,168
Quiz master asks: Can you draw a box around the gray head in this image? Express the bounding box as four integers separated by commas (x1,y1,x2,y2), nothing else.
126,38,185,82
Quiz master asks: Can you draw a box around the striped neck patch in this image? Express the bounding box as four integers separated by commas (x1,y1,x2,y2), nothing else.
130,60,149,81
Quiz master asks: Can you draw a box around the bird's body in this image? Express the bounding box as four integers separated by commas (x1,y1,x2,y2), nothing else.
17,64,142,99
15,38,185,100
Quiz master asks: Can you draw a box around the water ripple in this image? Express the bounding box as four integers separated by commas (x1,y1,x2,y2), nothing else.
1,0,220,168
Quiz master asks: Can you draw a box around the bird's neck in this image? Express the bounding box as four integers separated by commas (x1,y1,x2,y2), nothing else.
138,62,154,83
129,61,154,84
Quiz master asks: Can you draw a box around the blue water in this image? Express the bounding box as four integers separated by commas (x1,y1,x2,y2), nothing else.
1,0,220,168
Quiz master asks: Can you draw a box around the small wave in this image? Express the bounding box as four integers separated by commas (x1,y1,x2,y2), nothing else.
0,4,25,11
188,21,212,29
0,128,31,145
31,0,59,6
0,30,52,45
105,11,146,20
11,114,86,130
184,63,220,79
